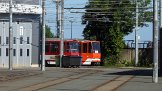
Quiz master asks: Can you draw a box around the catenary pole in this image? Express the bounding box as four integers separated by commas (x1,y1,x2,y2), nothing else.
135,0,139,66
56,0,60,37
153,0,158,83
9,0,13,70
41,0,45,71
160,0,162,74
60,0,64,67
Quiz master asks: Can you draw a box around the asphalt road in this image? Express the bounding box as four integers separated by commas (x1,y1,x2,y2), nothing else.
0,67,162,91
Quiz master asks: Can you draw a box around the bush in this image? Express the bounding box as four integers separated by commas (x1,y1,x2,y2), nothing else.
104,57,134,67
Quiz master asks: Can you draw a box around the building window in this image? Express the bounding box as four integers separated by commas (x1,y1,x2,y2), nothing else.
0,48,1,56
6,48,8,56
20,49,23,56
27,49,29,56
6,37,9,44
13,37,16,44
0,36,1,44
27,37,30,44
20,37,23,44
13,49,16,56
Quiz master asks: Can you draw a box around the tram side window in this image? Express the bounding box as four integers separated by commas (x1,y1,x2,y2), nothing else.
79,44,81,53
50,42,59,53
88,42,92,53
64,42,69,52
45,42,50,53
83,43,87,53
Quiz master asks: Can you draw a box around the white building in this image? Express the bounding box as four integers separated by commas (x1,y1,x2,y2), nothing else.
0,0,42,68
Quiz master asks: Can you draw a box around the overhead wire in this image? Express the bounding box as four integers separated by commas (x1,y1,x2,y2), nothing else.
44,0,152,37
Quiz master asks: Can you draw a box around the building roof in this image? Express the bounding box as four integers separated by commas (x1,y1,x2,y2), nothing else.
0,0,39,5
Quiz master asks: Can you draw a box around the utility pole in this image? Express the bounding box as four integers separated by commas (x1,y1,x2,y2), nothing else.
41,0,45,71
56,0,60,37
60,0,64,67
135,0,139,66
160,0,162,75
9,0,13,70
153,0,158,83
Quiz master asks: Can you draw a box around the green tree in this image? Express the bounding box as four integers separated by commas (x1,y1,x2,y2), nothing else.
45,25,54,38
82,0,151,65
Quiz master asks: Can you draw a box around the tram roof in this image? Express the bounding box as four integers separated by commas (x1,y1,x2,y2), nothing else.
45,38,78,42
45,38,99,42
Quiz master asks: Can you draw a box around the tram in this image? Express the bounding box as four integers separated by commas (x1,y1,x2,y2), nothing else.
45,38,80,67
78,40,101,65
45,38,101,67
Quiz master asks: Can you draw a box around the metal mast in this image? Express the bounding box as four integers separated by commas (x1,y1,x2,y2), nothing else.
135,0,139,66
9,0,13,70
41,0,46,71
56,0,60,37
153,0,158,83
60,0,64,67
160,0,162,74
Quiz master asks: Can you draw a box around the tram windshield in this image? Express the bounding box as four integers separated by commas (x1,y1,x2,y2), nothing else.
50,42,59,53
45,42,59,53
92,42,101,53
66,42,79,52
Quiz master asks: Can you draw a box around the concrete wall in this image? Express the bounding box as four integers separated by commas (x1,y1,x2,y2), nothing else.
120,49,134,62
120,48,153,65
32,22,40,65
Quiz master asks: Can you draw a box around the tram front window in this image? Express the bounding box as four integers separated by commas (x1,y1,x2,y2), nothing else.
69,42,79,52
50,42,59,53
92,42,101,53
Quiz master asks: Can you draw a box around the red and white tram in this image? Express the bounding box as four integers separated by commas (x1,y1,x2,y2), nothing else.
45,38,101,67
78,40,101,65
45,38,80,66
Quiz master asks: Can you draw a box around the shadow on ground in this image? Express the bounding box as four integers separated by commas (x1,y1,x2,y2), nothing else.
106,69,162,77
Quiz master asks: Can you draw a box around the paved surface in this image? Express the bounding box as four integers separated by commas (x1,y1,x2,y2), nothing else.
0,67,162,91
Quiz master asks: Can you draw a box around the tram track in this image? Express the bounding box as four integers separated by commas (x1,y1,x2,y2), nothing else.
91,75,134,91
11,69,101,91
0,71,42,82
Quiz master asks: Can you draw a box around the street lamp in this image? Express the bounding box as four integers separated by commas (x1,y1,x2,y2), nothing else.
69,20,73,39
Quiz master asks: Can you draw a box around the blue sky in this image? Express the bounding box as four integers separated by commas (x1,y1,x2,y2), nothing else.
45,0,87,39
45,0,153,42
124,23,153,42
